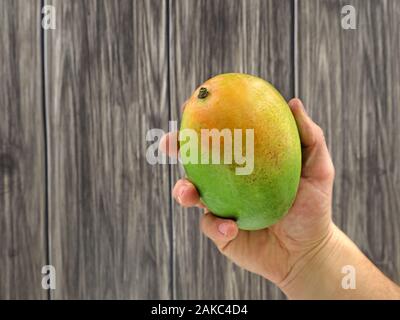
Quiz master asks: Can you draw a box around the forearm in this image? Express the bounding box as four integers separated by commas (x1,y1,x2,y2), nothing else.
279,223,400,299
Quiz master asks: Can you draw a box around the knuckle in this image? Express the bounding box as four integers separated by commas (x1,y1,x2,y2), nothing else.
199,212,212,233
216,239,230,255
328,162,335,179
315,125,325,140
217,244,228,255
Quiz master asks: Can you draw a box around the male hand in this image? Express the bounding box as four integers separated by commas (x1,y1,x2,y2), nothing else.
161,98,335,286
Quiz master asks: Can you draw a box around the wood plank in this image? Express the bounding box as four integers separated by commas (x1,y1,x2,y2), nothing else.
0,0,47,299
170,0,293,299
45,0,171,298
298,0,400,282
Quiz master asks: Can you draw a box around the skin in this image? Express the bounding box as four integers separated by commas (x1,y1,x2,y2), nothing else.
160,98,400,299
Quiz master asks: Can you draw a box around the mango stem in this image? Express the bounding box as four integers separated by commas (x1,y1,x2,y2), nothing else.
198,87,208,99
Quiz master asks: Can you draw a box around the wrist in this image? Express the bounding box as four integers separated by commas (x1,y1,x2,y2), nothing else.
278,222,345,299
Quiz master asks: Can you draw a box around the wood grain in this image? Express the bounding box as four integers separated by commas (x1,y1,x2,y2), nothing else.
0,0,47,299
1,0,399,299
169,0,293,299
45,0,171,298
298,0,400,282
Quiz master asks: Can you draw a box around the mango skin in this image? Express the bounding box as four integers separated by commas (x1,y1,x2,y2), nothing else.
180,73,301,230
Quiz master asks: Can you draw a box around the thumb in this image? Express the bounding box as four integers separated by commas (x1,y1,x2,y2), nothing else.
288,98,335,182
200,212,239,253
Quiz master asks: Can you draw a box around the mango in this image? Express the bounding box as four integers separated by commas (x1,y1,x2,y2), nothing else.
179,73,301,230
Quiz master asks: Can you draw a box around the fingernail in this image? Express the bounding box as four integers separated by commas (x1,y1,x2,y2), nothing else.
176,188,185,204
218,223,230,236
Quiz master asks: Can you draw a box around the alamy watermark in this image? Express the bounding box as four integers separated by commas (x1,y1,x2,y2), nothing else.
341,5,357,30
341,265,356,289
146,121,255,175
41,265,56,290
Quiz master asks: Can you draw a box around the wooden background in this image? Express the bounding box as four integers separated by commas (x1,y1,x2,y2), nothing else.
0,0,399,299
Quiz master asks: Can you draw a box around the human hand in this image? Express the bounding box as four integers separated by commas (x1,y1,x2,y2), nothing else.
160,98,336,287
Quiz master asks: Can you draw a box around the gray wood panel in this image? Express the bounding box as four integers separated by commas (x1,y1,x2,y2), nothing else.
298,0,400,282
45,0,171,298
0,0,47,299
170,0,293,299
1,0,399,299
